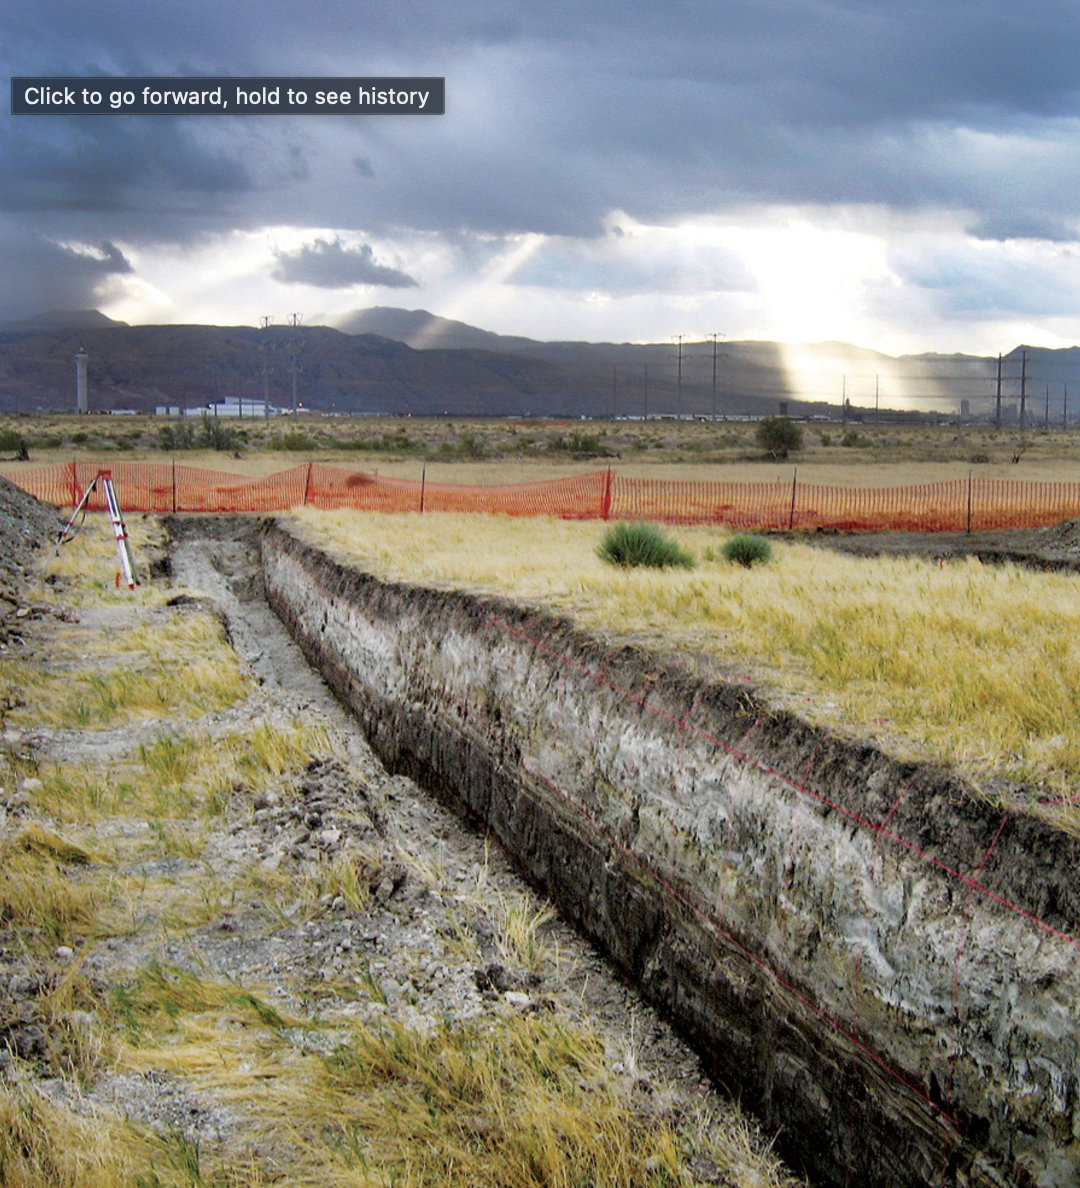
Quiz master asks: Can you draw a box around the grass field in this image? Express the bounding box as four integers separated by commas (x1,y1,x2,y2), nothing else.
287,509,1080,828
3,412,1080,486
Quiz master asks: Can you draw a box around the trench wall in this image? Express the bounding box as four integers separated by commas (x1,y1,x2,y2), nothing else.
262,521,1080,1188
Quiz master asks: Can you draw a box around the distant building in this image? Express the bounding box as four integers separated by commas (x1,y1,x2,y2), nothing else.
154,400,283,418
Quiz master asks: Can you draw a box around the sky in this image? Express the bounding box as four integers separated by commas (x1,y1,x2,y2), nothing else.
5,0,1080,356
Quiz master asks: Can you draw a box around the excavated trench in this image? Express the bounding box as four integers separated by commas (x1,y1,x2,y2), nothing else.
259,519,1080,1188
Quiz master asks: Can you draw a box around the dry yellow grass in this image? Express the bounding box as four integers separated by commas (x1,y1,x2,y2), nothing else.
7,518,249,726
0,826,98,945
5,639,248,731
287,509,1080,812
40,512,169,604
24,722,340,824
7,413,1080,487
109,966,802,1188
0,1078,187,1188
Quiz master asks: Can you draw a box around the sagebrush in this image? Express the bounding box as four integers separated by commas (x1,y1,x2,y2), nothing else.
596,521,695,569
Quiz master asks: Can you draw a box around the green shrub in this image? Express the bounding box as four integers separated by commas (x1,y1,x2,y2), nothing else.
755,416,803,459
721,534,773,568
548,431,610,457
596,522,695,569
200,417,242,452
158,421,197,450
268,431,320,452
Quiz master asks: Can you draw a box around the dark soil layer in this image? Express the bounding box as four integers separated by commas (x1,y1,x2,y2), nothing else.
808,520,1080,570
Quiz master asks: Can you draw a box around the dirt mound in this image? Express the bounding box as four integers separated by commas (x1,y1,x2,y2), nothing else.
1030,516,1080,554
812,516,1080,568
0,476,63,596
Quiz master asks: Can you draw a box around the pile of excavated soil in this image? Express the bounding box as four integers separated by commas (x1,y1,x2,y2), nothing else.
0,476,64,644
1030,515,1080,553
0,475,64,577
808,518,1080,567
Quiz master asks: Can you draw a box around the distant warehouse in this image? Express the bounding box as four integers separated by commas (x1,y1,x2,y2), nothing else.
155,400,285,418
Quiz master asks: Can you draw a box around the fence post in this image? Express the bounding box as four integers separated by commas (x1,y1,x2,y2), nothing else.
788,467,798,530
601,468,614,520
304,461,313,507
172,460,177,514
966,468,973,535
419,463,427,513
70,459,78,508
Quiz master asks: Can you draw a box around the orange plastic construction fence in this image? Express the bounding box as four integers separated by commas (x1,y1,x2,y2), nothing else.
6,461,1080,534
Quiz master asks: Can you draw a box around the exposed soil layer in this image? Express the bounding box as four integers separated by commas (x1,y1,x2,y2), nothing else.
807,520,1080,571
263,519,1080,1188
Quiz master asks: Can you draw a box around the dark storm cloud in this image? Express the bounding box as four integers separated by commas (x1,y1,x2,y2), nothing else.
11,1,1080,213
6,0,1080,315
0,232,132,320
0,116,252,216
271,239,418,288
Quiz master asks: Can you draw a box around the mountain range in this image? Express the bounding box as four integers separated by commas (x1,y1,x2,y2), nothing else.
0,306,1072,423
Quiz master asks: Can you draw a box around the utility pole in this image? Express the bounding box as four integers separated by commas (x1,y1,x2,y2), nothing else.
1065,382,1069,429
709,333,723,422
874,375,880,423
643,361,648,421
258,316,276,422
1045,384,1050,430
1019,349,1028,431
673,335,685,420
994,353,1003,430
286,312,304,415
611,365,617,420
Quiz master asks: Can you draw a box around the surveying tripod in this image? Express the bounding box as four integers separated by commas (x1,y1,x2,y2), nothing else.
53,469,140,589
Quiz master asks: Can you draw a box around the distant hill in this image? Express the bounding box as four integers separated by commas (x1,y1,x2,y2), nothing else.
334,307,540,353
0,322,580,417
332,308,1022,418
0,307,1073,421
